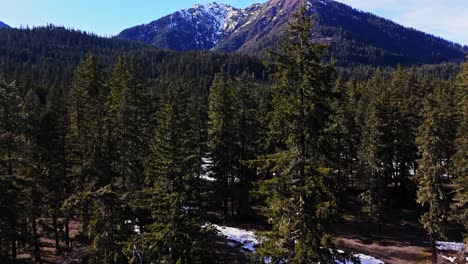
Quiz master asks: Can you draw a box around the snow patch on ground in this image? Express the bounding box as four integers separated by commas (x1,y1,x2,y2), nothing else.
335,250,384,264
441,255,456,263
212,224,258,252
341,253,383,264
436,241,466,252
211,224,383,263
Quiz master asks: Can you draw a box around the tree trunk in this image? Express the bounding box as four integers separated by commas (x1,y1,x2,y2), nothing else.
430,235,437,264
400,176,406,204
32,217,42,263
8,154,16,262
65,218,70,251
230,187,235,218
11,218,16,263
52,214,60,255
223,171,228,222
367,219,371,237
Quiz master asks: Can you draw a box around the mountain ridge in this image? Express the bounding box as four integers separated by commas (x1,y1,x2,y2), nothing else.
117,0,466,66
0,21,10,28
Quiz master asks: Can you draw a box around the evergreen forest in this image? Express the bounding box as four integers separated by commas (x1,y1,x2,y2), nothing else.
0,6,466,264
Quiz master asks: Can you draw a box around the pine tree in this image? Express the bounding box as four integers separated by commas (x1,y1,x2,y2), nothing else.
416,81,454,264
233,73,260,217
66,53,109,190
330,78,360,191
255,6,338,263
42,85,71,254
85,186,131,264
388,67,422,201
20,89,45,263
0,77,25,262
358,71,387,234
66,54,118,258
208,71,239,218
451,60,468,244
108,56,153,191
358,101,386,234
127,81,208,263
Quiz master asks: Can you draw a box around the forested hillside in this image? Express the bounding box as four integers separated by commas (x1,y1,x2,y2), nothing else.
0,26,265,91
0,5,467,264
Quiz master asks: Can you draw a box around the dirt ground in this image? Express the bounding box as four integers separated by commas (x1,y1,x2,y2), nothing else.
19,194,466,263
333,195,466,264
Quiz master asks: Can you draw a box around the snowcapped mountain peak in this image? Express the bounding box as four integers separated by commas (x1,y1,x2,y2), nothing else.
172,2,246,47
117,0,467,65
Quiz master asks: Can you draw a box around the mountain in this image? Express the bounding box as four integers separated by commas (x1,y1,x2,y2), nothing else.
117,0,467,66
0,21,10,28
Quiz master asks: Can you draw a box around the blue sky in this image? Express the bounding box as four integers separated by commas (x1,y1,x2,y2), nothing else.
0,0,467,45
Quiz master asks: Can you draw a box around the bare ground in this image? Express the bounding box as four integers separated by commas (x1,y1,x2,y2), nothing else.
20,194,466,263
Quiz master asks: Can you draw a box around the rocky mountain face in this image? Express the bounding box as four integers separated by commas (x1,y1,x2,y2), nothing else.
117,0,467,66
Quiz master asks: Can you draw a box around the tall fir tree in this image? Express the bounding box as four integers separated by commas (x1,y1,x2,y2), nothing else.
358,70,387,234
330,77,360,192
451,60,468,244
0,77,26,262
85,185,131,264
66,53,110,190
42,85,71,253
416,81,455,264
358,100,386,234
108,56,153,191
20,89,45,263
66,54,124,261
233,73,260,217
208,71,240,218
127,81,209,263
255,6,338,263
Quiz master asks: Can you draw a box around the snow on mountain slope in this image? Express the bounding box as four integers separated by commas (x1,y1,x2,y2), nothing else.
118,3,262,51
117,0,467,66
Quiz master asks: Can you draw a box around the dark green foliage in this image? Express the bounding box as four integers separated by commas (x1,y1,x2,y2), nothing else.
416,80,456,263
208,72,261,219
0,77,25,261
254,7,339,263
451,60,468,244
0,13,465,264
108,56,154,191
329,78,361,191
358,67,425,227
85,186,132,264
208,72,240,218
127,82,209,263
0,26,266,96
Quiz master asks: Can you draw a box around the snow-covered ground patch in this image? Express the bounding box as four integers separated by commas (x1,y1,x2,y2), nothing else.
351,254,384,264
441,255,457,263
436,241,466,252
335,250,384,264
211,224,383,263
212,224,258,252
